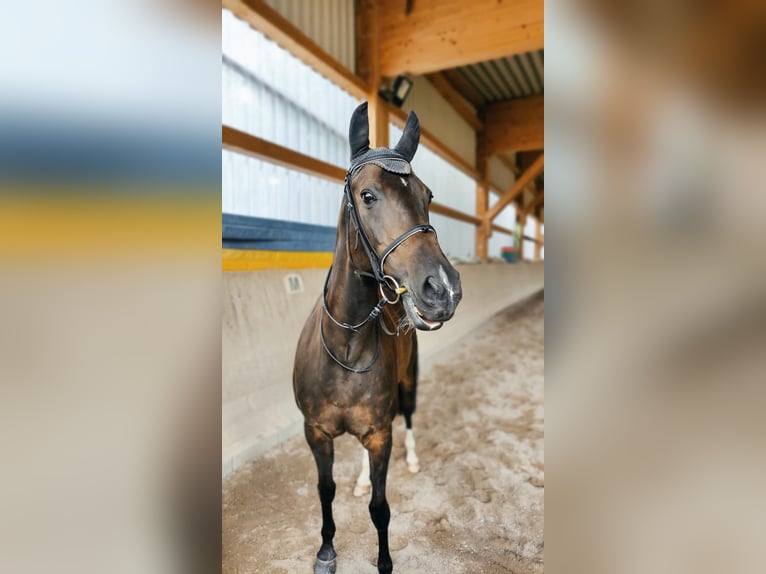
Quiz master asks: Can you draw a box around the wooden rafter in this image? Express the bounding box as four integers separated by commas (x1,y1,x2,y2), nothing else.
484,95,544,153
223,0,368,99
486,153,544,222
378,0,543,76
425,73,483,131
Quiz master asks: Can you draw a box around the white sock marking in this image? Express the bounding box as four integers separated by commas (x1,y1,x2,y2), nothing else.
405,428,419,473
353,447,371,496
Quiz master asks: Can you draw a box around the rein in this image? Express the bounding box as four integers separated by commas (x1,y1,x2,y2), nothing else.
320,168,436,373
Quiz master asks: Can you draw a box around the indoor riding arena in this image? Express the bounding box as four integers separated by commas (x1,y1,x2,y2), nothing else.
222,1,544,572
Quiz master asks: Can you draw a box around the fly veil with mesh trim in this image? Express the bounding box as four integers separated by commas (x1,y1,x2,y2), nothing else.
347,101,419,176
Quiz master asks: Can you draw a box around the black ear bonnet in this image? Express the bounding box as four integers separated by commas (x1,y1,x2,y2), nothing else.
347,101,420,176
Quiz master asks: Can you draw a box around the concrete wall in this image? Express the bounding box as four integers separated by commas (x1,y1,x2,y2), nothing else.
223,262,544,476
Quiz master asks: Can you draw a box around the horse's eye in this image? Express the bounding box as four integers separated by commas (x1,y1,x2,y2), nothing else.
361,190,376,205
428,192,434,204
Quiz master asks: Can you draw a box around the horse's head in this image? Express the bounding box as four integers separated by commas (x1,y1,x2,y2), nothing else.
344,102,462,331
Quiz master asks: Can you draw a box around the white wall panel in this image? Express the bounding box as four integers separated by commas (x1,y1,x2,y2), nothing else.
524,215,537,260
405,76,477,168
488,155,515,192
489,191,518,258
223,149,344,227
222,10,356,225
265,0,356,71
223,10,357,168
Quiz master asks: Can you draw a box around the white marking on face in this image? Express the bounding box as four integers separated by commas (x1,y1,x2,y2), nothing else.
400,177,408,187
438,265,455,300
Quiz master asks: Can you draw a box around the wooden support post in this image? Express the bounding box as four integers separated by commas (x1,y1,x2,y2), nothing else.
369,96,389,148
476,180,489,262
357,0,388,148
475,137,490,262
517,212,527,262
534,217,543,261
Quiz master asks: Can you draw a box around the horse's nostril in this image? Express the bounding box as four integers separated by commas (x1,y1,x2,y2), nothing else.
423,275,446,300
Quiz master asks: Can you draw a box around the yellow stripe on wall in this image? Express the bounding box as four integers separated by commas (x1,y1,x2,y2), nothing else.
222,249,333,271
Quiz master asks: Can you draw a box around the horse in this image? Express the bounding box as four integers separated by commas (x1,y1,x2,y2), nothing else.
293,102,462,574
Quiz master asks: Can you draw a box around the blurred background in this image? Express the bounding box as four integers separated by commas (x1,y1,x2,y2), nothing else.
0,0,764,572
0,2,220,574
545,0,766,572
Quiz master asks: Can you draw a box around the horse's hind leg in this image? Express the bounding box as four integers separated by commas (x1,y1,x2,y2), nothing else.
364,427,394,574
353,445,371,497
304,423,337,574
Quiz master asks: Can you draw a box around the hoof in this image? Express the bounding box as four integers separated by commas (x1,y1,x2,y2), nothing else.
314,558,337,574
407,462,420,474
353,482,371,497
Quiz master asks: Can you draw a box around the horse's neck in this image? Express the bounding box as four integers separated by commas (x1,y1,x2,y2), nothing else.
325,212,379,329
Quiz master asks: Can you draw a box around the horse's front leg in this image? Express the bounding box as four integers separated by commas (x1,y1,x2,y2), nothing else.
365,427,394,574
305,423,337,574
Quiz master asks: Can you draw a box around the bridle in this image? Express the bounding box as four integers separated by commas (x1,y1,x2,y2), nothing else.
319,162,436,373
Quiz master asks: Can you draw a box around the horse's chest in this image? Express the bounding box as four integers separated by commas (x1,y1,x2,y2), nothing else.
301,368,397,435
330,368,397,409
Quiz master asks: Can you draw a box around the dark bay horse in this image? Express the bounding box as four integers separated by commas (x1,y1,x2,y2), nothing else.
293,102,462,574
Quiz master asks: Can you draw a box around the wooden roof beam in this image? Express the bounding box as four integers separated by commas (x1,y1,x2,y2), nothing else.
378,0,544,76
484,95,544,153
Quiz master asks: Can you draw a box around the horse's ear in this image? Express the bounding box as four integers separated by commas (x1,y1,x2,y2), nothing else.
393,110,420,162
349,101,370,161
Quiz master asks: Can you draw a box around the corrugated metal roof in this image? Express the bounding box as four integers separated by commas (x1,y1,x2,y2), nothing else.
454,50,543,103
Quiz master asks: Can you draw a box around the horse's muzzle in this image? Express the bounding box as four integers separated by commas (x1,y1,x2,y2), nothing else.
404,265,462,329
